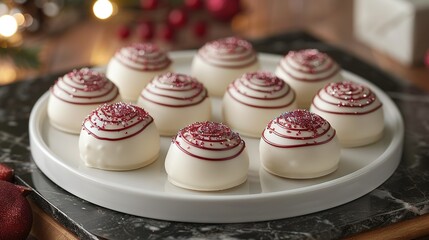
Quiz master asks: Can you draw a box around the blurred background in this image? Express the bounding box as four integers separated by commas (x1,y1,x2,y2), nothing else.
0,0,428,89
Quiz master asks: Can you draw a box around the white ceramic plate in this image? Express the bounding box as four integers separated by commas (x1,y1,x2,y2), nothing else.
29,51,404,223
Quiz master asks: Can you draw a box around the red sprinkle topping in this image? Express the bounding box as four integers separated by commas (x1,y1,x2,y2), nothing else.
129,42,160,54
325,81,376,107
173,121,246,161
157,72,200,89
311,81,382,115
243,71,284,87
179,121,241,144
288,49,327,69
66,68,109,92
277,110,326,135
262,109,335,148
101,103,146,121
197,36,257,69
82,102,153,141
208,37,253,52
115,42,171,71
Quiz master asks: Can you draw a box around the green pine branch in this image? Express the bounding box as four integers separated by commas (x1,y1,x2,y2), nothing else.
0,47,40,69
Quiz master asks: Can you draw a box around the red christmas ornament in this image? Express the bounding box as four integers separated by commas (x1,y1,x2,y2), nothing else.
185,0,203,10
140,0,159,10
117,25,131,40
136,21,155,40
193,21,207,38
168,8,188,28
0,163,13,182
205,0,241,22
160,24,175,41
0,181,33,240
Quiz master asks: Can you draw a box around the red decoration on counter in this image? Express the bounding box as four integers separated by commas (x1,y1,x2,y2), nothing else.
193,20,207,38
205,0,241,21
168,8,188,28
185,0,203,10
0,164,33,240
0,181,33,240
0,163,14,182
137,21,155,40
140,0,159,9
160,24,175,41
117,0,242,42
117,25,131,40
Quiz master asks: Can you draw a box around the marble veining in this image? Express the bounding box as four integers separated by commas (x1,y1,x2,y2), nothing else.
1,32,429,239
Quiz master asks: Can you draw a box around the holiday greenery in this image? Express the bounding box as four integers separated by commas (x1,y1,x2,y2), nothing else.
0,45,39,69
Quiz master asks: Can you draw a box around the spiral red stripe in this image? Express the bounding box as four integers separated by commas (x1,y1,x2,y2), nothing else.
197,37,257,69
173,122,246,161
82,103,154,141
226,71,296,109
261,110,336,148
312,81,383,115
140,73,208,108
278,49,341,82
50,68,119,105
114,43,171,72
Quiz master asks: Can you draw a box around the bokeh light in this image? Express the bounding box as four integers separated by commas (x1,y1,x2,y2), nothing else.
93,0,113,20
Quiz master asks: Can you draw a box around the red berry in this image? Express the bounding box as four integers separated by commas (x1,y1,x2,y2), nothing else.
0,181,33,240
205,0,241,21
136,21,155,40
117,25,131,40
0,163,13,182
160,24,175,41
185,0,203,9
140,0,158,9
193,21,207,38
168,8,188,28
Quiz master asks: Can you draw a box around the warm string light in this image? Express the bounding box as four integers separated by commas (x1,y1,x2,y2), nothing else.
0,14,18,37
93,0,114,20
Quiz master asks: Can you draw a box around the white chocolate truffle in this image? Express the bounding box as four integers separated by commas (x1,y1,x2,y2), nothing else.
191,36,260,97
48,68,121,134
260,110,340,179
223,71,297,138
79,102,160,171
275,49,343,108
165,121,249,191
310,81,383,147
106,43,172,102
137,72,211,136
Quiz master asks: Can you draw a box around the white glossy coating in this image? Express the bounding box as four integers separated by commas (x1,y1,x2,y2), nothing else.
106,43,172,102
275,49,343,108
191,37,260,97
137,73,211,136
310,81,384,147
223,71,297,137
47,68,121,134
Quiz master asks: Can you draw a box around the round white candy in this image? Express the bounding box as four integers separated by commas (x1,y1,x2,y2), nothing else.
310,81,384,147
191,36,260,97
165,121,249,191
106,43,172,102
79,102,160,171
260,110,341,179
137,72,211,136
275,49,343,108
223,71,297,138
48,68,121,134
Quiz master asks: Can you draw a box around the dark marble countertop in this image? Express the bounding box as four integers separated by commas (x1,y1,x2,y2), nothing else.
2,33,429,240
